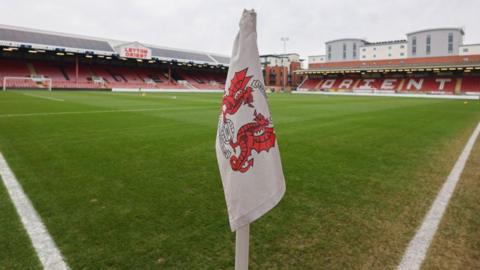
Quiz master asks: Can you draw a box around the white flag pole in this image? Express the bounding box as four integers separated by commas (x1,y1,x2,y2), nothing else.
235,224,250,270
217,9,284,270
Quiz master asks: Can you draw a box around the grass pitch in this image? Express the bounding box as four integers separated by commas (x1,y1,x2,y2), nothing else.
0,90,479,269
423,136,480,270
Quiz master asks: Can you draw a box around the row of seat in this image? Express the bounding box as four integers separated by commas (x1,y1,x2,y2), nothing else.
0,59,226,90
299,76,480,92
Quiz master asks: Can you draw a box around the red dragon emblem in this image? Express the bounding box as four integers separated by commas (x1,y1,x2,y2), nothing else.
217,67,277,173
229,111,276,173
222,68,254,120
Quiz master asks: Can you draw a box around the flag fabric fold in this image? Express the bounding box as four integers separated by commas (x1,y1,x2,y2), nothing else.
216,9,286,232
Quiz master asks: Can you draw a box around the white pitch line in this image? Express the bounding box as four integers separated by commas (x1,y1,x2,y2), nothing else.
0,106,202,118
397,122,480,270
0,152,69,270
22,93,64,102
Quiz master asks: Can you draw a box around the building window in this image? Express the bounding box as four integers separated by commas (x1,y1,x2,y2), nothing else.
400,52,405,56
342,43,347,59
353,43,357,58
269,74,276,85
373,54,376,58
400,45,405,48
362,55,366,59
448,32,453,54
362,48,366,52
412,36,417,55
463,48,469,52
327,45,331,60
426,35,431,55
373,47,376,51
388,53,391,57
388,46,392,50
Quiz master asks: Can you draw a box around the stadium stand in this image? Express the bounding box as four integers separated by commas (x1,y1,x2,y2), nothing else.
462,76,480,92
298,28,480,95
0,24,228,90
298,75,480,93
297,54,480,94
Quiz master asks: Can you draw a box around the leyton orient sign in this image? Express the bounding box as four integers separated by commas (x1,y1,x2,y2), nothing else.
118,42,152,59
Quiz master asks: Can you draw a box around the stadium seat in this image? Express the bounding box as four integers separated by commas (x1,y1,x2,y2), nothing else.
461,76,480,92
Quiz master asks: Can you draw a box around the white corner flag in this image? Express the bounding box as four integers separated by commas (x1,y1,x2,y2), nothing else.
216,10,285,268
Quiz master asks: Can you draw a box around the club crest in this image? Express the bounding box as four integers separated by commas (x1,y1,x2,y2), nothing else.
218,68,276,173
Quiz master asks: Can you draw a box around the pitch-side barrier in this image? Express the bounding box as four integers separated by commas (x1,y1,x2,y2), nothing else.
293,90,480,100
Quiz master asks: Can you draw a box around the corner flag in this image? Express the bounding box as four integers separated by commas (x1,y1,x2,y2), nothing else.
216,9,286,233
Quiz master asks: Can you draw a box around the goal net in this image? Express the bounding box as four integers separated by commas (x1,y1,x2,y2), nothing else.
3,76,52,91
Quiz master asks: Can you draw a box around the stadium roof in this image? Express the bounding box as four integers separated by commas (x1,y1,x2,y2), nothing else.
362,40,407,46
0,27,114,53
461,43,480,47
297,55,480,74
325,38,368,44
0,24,230,65
406,27,465,36
260,54,293,58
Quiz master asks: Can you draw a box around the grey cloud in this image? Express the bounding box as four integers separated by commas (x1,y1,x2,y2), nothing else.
1,0,479,59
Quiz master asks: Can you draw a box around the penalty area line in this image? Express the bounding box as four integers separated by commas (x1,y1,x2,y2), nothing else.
0,152,69,270
397,122,480,270
22,93,64,102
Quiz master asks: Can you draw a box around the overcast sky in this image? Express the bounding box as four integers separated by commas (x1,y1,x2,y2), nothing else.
2,0,479,59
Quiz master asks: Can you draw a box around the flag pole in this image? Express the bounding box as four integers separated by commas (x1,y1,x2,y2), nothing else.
235,224,250,270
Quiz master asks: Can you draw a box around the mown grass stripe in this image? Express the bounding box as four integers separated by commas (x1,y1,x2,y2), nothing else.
0,106,205,118
22,93,65,102
0,152,69,270
0,92,478,268
397,122,480,270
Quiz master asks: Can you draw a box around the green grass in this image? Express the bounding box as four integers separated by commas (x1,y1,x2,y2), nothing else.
0,90,479,269
0,174,41,270
423,137,480,270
